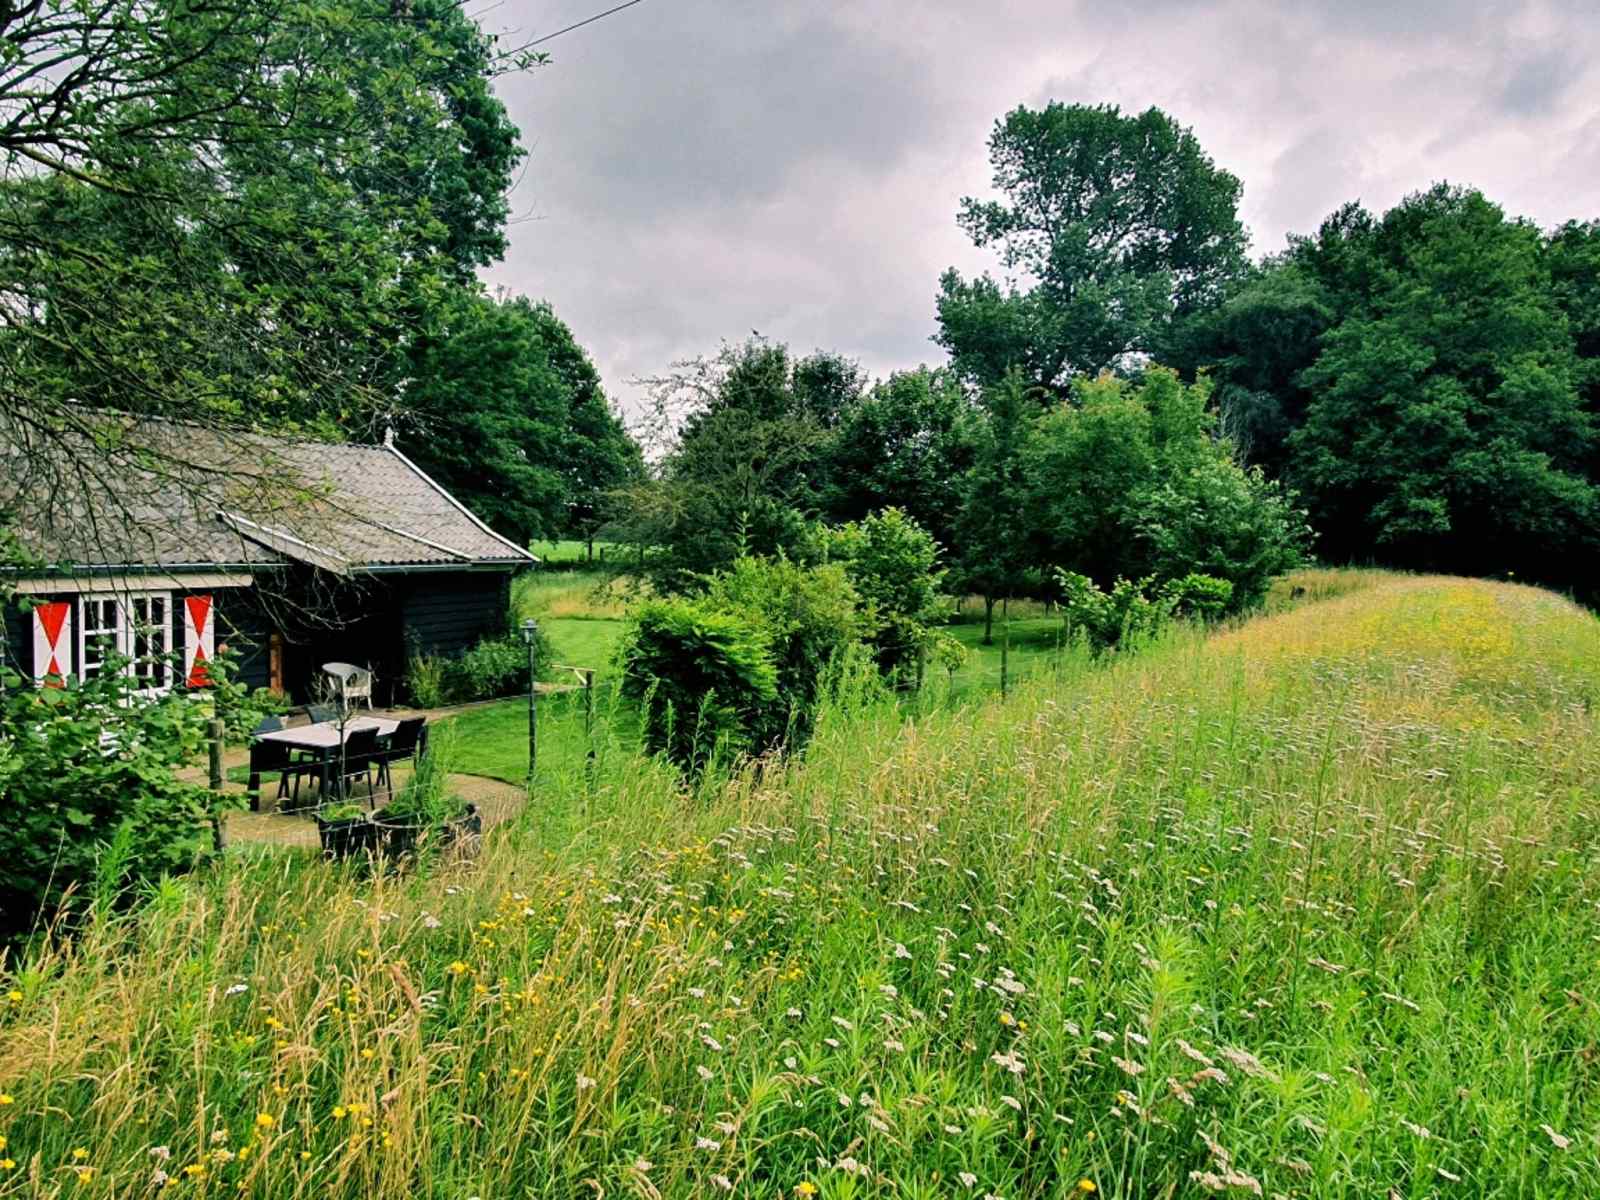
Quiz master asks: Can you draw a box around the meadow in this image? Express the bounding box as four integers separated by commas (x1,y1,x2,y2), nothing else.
3,571,1599,1197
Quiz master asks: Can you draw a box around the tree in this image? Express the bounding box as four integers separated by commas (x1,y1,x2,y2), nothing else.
826,508,951,681
617,339,860,591
0,0,528,573
1287,186,1595,580
951,371,1036,643
821,366,978,554
399,294,640,547
936,103,1248,394
1547,221,1600,420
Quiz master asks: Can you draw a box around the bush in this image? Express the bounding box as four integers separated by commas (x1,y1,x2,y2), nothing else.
1159,572,1235,621
616,598,778,773
826,508,956,681
209,645,289,741
405,631,552,707
705,556,865,748
0,651,223,934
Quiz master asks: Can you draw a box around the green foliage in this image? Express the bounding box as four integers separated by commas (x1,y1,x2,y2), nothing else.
1158,571,1235,620
1055,570,1176,653
1287,186,1594,580
1025,369,1306,611
937,102,1248,393
382,726,464,826
405,632,551,707
826,508,954,678
400,294,641,545
616,339,861,591
821,366,978,553
208,646,289,742
951,371,1037,640
705,557,867,748
616,599,779,772
0,653,223,934
0,0,527,446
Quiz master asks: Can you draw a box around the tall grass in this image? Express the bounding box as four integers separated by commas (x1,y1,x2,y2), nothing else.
3,573,1599,1197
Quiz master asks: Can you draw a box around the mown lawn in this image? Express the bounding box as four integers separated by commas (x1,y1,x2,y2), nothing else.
5,571,1599,1198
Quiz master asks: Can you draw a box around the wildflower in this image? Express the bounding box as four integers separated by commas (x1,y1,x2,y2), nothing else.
998,1011,1017,1027
711,1175,734,1191
0,1159,13,1171
332,1106,348,1119
577,1075,596,1091
0,1094,15,1106
224,983,248,997
1077,1182,1097,1195
6,990,20,1002
796,1184,818,1196
75,1167,94,1183
72,1148,89,1161
255,1113,275,1129
696,1065,714,1082
447,961,470,976
958,1172,978,1188
695,1137,722,1152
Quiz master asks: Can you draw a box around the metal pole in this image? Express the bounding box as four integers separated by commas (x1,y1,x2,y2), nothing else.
524,620,539,788
1001,596,1010,700
583,668,596,791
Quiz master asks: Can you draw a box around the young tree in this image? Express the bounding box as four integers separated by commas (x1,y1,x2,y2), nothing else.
936,103,1248,394
952,371,1036,643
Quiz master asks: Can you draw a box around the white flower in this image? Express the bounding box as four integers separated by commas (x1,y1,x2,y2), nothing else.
894,943,912,960
689,987,707,999
224,983,248,998
1540,1124,1571,1150
696,1137,722,1152
958,1172,978,1188
422,915,442,930
696,1065,714,1082
999,1095,1022,1111
712,1175,734,1191
832,1016,854,1031
576,1074,596,1091
701,1034,723,1052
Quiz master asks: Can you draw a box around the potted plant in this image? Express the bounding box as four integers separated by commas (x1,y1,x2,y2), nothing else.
315,801,375,860
372,729,479,862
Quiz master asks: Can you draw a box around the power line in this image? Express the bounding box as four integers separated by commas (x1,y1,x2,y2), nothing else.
524,0,650,48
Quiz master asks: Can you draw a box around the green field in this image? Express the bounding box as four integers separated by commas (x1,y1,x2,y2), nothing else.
10,572,1600,1198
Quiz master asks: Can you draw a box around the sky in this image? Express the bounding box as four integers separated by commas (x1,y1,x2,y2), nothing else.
479,0,1600,415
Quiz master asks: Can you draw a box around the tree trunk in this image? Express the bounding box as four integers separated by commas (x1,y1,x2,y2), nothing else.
983,595,996,645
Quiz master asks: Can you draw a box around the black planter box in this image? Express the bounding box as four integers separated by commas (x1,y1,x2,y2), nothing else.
373,803,481,861
316,814,377,860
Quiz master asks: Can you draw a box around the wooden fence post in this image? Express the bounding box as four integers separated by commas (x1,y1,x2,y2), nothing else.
208,717,227,850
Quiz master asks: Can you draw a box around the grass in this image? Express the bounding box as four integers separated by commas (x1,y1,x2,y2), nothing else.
528,539,617,566
4,571,1600,1197
513,568,638,622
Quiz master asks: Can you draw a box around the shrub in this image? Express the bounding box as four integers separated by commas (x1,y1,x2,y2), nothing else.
406,631,552,707
616,598,778,773
209,644,289,741
705,556,866,748
0,651,223,934
826,508,955,681
1159,572,1235,621
405,652,448,708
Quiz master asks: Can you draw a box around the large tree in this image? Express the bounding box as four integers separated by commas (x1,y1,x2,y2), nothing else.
399,294,640,547
936,102,1248,394
1287,186,1595,578
821,366,978,555
0,0,527,554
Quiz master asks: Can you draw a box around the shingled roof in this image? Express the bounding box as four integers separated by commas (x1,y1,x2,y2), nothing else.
1,415,535,578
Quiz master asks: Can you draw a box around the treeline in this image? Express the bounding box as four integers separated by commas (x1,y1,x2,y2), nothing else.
612,101,1600,603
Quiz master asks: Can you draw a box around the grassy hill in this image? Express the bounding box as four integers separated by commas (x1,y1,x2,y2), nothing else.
4,573,1599,1197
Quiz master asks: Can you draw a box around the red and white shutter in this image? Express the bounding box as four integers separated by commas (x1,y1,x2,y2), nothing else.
32,600,72,686
183,594,214,688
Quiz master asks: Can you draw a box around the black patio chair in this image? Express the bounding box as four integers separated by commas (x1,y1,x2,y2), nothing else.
372,717,427,795
247,737,322,813
334,726,383,802
253,715,284,736
303,703,337,724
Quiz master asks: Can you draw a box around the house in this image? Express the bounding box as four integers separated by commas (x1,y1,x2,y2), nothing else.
1,417,536,702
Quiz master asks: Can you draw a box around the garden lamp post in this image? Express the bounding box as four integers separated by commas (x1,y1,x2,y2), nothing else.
521,618,539,788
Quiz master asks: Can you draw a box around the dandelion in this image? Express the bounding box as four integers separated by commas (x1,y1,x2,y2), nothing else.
0,1160,13,1171
74,1167,94,1183
255,1113,275,1129
998,1011,1017,1027
796,1183,818,1196
1076,1182,1097,1195
447,961,470,976
72,1148,89,1161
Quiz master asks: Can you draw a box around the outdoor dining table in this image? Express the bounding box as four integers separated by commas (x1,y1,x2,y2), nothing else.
255,716,399,799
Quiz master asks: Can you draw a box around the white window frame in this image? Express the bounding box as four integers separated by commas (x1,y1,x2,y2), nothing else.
76,590,174,696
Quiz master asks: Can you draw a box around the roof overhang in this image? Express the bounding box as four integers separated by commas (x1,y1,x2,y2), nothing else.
9,570,256,595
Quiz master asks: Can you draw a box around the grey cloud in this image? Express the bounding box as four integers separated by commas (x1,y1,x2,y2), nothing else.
480,0,1600,416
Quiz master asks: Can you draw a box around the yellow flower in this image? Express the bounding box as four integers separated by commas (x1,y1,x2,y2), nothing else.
5,990,20,1002
183,1164,206,1178
332,1106,347,1120
0,1159,14,1170
0,1137,6,1152
71,1148,89,1161
75,1167,94,1183
255,1113,275,1128
360,1048,376,1060
998,1011,1017,1027
0,1094,13,1106
299,1151,312,1161
795,1184,818,1197
447,961,470,976
1076,1181,1097,1195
